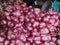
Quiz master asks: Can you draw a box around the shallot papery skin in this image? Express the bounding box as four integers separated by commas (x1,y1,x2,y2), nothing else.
0,1,60,45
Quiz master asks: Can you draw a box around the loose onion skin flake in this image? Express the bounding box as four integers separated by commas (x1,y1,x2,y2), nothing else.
0,1,60,45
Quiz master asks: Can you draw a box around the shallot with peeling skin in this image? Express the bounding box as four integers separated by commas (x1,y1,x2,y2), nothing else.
0,1,60,45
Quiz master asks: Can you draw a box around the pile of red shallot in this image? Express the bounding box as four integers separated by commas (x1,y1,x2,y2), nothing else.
0,1,60,45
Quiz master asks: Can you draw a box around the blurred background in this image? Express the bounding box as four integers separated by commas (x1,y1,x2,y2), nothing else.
0,0,60,12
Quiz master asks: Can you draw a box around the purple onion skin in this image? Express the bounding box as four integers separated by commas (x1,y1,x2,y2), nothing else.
0,1,60,45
